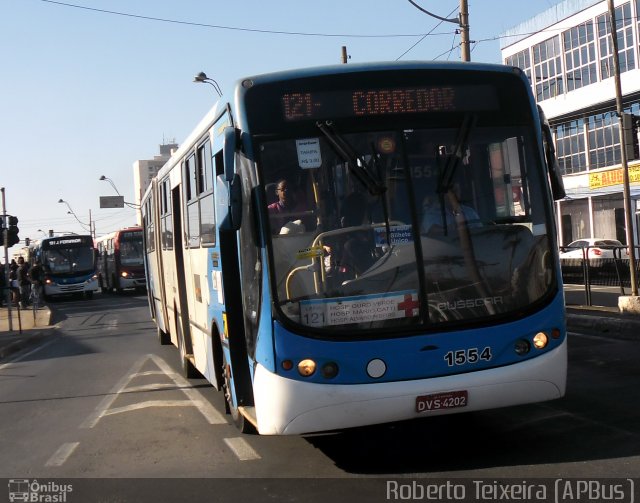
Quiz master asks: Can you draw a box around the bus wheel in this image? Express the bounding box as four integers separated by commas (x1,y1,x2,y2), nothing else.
157,326,171,345
113,275,123,294
222,352,255,433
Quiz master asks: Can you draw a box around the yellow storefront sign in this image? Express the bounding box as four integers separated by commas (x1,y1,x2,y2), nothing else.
589,163,640,189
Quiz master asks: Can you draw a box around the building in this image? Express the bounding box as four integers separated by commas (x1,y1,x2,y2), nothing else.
501,0,640,248
132,142,178,224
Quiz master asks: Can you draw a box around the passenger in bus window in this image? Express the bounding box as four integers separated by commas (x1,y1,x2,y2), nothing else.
324,192,378,281
267,179,313,234
421,182,480,235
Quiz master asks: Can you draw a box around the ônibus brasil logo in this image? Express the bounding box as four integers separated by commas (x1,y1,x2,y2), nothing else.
8,479,72,502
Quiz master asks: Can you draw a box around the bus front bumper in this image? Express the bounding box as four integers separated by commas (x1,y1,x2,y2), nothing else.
251,341,566,435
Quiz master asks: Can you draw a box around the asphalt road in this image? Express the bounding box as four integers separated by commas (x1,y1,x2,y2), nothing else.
1,292,638,502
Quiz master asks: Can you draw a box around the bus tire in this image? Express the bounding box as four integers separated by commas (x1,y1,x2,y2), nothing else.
222,350,255,434
157,326,171,345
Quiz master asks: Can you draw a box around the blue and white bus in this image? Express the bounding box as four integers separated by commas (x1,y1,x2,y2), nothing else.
30,235,98,299
142,61,567,435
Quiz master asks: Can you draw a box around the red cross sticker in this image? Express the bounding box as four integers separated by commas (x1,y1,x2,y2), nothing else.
397,294,419,317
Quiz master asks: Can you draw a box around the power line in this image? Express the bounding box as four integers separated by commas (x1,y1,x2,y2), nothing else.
396,6,459,60
37,0,446,39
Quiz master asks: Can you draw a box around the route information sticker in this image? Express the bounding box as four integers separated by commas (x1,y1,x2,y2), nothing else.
299,291,419,327
374,224,413,246
296,138,322,169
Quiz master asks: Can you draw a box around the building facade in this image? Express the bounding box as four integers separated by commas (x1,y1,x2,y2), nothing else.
132,143,178,224
501,0,640,248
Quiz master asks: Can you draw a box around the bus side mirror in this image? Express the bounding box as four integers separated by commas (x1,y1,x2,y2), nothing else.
216,127,242,231
538,105,566,201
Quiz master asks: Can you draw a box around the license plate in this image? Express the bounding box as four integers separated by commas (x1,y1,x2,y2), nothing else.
416,390,468,413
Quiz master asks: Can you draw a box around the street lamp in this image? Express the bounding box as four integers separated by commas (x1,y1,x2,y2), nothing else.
99,175,139,209
58,198,94,238
193,71,222,97
99,175,121,196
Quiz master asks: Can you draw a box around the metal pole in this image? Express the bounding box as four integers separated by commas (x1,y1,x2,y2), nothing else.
459,0,470,62
341,46,348,64
608,0,639,296
1,187,13,330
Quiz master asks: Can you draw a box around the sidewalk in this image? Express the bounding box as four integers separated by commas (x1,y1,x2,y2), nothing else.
0,305,54,360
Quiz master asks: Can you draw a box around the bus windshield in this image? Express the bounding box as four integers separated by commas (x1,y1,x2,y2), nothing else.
42,246,95,274
120,232,144,266
260,124,555,332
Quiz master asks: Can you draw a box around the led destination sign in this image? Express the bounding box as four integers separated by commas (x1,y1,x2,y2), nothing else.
282,85,498,122
43,236,93,248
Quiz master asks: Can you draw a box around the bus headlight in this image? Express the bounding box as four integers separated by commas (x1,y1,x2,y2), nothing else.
533,332,548,349
321,362,339,379
297,359,316,377
121,271,129,278
514,339,530,355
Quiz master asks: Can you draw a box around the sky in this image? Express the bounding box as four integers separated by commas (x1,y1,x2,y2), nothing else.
1,0,560,257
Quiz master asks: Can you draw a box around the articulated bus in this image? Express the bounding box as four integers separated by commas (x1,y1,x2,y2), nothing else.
142,61,567,435
96,227,146,293
30,235,98,299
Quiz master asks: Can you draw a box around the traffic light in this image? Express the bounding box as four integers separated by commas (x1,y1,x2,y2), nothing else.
622,113,639,161
6,215,19,247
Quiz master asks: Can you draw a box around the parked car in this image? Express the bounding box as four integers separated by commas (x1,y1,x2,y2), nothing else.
559,238,628,262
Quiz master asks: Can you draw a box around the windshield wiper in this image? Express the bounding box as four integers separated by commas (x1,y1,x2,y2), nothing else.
316,121,386,196
437,114,476,194
435,114,476,235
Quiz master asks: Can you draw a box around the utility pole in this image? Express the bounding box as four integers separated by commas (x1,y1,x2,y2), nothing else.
459,0,470,62
407,0,471,61
341,46,348,64
607,0,639,303
2,187,13,330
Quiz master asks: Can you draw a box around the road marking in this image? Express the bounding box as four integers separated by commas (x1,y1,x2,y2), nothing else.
80,354,226,428
45,442,79,467
148,354,226,425
105,319,119,331
103,400,198,416
223,437,261,461
124,383,180,393
80,355,149,428
134,371,165,377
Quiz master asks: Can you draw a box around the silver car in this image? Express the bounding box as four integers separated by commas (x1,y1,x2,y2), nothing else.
560,238,627,263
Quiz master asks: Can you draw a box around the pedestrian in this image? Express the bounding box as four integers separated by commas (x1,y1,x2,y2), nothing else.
9,262,19,307
30,260,44,307
17,256,30,309
0,262,5,307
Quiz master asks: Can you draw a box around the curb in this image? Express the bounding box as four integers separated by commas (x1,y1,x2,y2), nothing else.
0,329,53,360
0,307,55,361
566,311,640,340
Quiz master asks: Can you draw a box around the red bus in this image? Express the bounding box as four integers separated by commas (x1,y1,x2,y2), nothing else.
95,227,146,293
